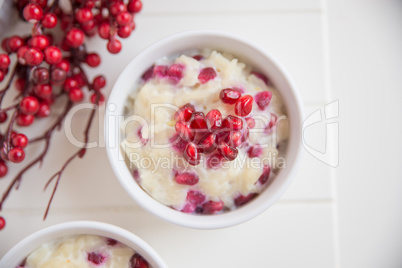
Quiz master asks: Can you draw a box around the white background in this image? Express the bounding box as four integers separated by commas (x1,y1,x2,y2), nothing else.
1,0,402,267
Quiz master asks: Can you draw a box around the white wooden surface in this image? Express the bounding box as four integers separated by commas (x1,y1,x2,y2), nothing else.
1,0,401,267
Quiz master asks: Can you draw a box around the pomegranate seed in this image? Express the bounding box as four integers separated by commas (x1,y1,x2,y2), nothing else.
23,3,43,21
189,112,208,130
130,253,149,268
181,203,196,213
184,142,201,166
202,200,224,214
20,96,39,115
241,127,249,143
167,64,184,82
42,13,57,28
174,104,194,122
218,141,238,161
17,113,34,126
234,95,253,117
69,88,84,102
255,91,272,110
206,153,224,169
44,46,62,65
107,39,122,54
63,78,78,92
7,36,24,52
0,216,5,230
251,71,269,85
245,117,255,129
187,190,206,205
106,238,118,246
24,48,44,66
36,102,51,117
227,130,242,147
222,115,243,131
116,11,132,26
90,93,105,104
175,172,199,185
0,161,8,178
175,121,194,141
0,54,10,69
66,28,85,48
12,134,28,148
247,144,263,158
75,7,93,24
118,25,132,38
198,132,216,154
169,134,187,152
234,193,258,207
98,22,111,39
85,53,101,67
266,113,278,131
206,109,222,129
127,0,142,13
198,67,217,84
109,1,127,16
0,112,7,123
28,35,49,50
55,59,70,73
258,165,271,184
153,65,168,77
192,55,203,61
93,75,106,90
87,252,105,265
8,148,25,163
219,88,241,104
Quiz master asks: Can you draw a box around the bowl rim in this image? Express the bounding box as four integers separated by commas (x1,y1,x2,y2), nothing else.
0,221,168,267
105,30,304,229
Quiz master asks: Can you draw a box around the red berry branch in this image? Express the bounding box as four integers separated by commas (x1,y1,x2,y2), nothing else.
0,0,142,230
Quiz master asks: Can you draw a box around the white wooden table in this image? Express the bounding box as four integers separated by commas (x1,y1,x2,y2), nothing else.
1,0,401,267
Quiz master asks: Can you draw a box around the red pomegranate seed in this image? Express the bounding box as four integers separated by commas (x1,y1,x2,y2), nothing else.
181,202,196,213
198,67,217,84
234,193,258,207
184,142,201,166
23,3,43,21
8,147,25,163
24,48,44,66
0,161,8,178
17,113,34,126
198,132,216,154
0,54,10,69
175,172,199,185
175,121,195,141
130,253,149,268
12,133,29,148
227,130,242,147
234,95,253,117
222,115,243,131
266,113,278,132
167,64,184,82
106,238,118,246
202,200,224,214
169,134,187,152
153,65,168,77
141,66,154,81
255,91,272,110
87,252,105,265
206,109,222,129
219,88,241,104
36,102,51,117
174,104,195,122
206,153,223,169
218,141,238,161
192,55,203,61
247,144,263,158
187,190,206,205
189,112,208,130
42,13,57,28
245,117,255,129
20,96,39,115
241,127,249,143
251,71,269,85
258,165,271,184
0,216,5,230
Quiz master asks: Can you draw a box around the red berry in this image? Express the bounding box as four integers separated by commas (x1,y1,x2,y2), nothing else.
109,1,126,16
81,20,96,33
0,161,8,178
218,141,238,161
8,36,24,52
116,11,132,26
107,39,122,54
50,68,66,84
34,84,52,99
17,113,34,126
247,144,263,158
198,132,216,154
23,3,43,22
65,28,85,48
130,253,149,268
32,0,47,8
245,117,255,129
174,104,194,122
167,64,184,82
251,71,269,85
24,48,44,66
42,13,57,28
206,109,222,129
12,133,28,148
0,216,5,230
33,67,49,84
254,91,272,110
0,111,7,123
55,59,70,73
202,200,224,214
175,121,194,141
36,102,51,117
234,193,257,207
90,93,105,104
73,73,85,87
85,53,101,67
87,252,104,265
63,78,78,92
44,46,62,65
175,172,199,185
222,115,243,131
20,96,39,115
117,25,132,38
184,142,200,166
198,67,217,84
189,112,208,130
69,88,84,102
28,35,49,50
16,46,29,65
187,190,206,205
219,88,241,104
8,147,25,163
1,38,9,53
93,75,106,90
127,0,142,13
98,22,111,39
234,95,253,117
75,7,93,24
0,54,10,69
258,165,271,184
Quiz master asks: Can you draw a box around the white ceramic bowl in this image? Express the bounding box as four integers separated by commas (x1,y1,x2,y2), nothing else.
105,30,303,229
0,221,167,267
